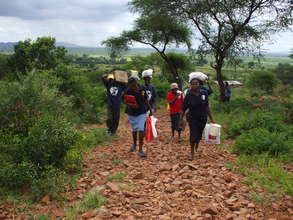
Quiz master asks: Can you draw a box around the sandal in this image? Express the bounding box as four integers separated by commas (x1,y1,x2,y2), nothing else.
138,150,146,157
129,145,137,152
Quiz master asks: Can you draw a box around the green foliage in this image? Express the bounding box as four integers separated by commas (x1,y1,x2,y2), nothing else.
54,65,106,123
0,161,38,188
0,54,11,79
273,63,293,85
106,172,127,182
30,166,68,199
65,193,105,219
236,154,293,195
162,52,193,80
8,37,67,76
234,128,291,156
212,97,252,114
23,116,79,168
151,75,170,99
248,70,279,94
227,109,285,137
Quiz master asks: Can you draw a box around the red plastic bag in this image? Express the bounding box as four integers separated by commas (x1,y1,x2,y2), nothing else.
145,116,153,142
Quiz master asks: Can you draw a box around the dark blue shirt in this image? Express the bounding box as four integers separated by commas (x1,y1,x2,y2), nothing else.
124,86,148,116
104,81,126,109
142,85,157,110
183,89,209,120
200,86,212,96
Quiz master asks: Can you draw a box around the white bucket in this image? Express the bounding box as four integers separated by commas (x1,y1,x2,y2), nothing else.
209,124,221,137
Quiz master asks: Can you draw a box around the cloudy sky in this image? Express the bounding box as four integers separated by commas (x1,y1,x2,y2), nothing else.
0,0,292,53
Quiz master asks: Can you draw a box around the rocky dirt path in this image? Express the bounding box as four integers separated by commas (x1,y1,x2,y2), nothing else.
2,110,292,220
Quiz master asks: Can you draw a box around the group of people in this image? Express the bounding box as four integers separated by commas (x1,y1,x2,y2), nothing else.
102,69,216,160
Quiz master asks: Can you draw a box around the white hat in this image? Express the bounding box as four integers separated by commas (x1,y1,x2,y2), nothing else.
130,70,140,80
189,72,208,83
170,83,179,89
142,69,153,78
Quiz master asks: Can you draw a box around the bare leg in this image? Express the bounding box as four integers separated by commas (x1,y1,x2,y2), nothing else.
172,129,175,138
132,131,137,146
195,142,199,152
178,131,181,140
190,141,196,160
138,131,144,152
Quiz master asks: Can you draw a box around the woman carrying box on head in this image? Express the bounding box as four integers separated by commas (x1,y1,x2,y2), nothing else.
166,83,184,140
123,76,152,157
180,77,215,161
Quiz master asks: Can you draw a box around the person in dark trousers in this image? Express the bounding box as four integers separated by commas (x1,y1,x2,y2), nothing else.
142,69,157,113
180,78,215,161
123,77,152,157
166,83,184,140
223,81,231,102
102,72,126,135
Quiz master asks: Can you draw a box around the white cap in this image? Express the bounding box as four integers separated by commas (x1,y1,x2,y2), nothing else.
142,69,153,78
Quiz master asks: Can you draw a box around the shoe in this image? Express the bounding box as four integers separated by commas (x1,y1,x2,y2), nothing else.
138,150,146,157
129,145,137,152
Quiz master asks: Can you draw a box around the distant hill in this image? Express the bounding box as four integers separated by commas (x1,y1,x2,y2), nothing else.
0,41,290,57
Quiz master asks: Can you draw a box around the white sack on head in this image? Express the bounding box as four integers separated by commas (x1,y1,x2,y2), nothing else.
189,72,208,82
142,69,153,78
130,70,140,80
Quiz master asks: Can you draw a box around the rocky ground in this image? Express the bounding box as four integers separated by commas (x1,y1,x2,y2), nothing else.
1,110,292,220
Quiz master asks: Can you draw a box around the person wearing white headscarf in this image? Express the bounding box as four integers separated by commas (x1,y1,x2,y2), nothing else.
142,69,157,112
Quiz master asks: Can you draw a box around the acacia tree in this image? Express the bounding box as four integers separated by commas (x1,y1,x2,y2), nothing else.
8,37,67,77
130,0,292,101
102,14,191,88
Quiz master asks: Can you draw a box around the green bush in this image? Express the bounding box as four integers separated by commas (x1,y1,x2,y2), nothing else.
151,75,170,99
212,97,252,114
227,109,285,137
273,63,293,85
234,128,292,156
0,161,38,188
248,70,279,94
23,116,79,168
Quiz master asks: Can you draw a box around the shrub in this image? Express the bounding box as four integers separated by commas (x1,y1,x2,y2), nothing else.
0,161,38,188
30,166,68,199
23,115,79,168
234,128,291,156
248,70,279,94
227,109,285,137
212,97,252,114
273,63,293,85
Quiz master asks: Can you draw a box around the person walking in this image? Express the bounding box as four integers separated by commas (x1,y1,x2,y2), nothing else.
142,69,157,113
123,77,152,157
166,83,184,140
223,81,231,102
102,71,127,135
180,78,215,161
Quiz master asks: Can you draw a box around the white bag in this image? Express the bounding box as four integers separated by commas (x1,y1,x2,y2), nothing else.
189,72,208,82
150,116,158,138
204,123,221,145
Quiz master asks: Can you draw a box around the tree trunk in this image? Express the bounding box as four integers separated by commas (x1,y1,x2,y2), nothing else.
215,57,225,102
161,54,183,90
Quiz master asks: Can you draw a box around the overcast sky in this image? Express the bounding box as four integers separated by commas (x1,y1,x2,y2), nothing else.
0,0,292,53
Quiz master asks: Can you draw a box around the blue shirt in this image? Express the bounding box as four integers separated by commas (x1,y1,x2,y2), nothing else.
142,85,157,110
104,81,126,109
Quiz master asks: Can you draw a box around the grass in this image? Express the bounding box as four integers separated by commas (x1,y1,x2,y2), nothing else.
118,183,136,191
33,214,52,220
106,173,127,182
65,193,106,219
235,154,293,196
251,192,272,205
